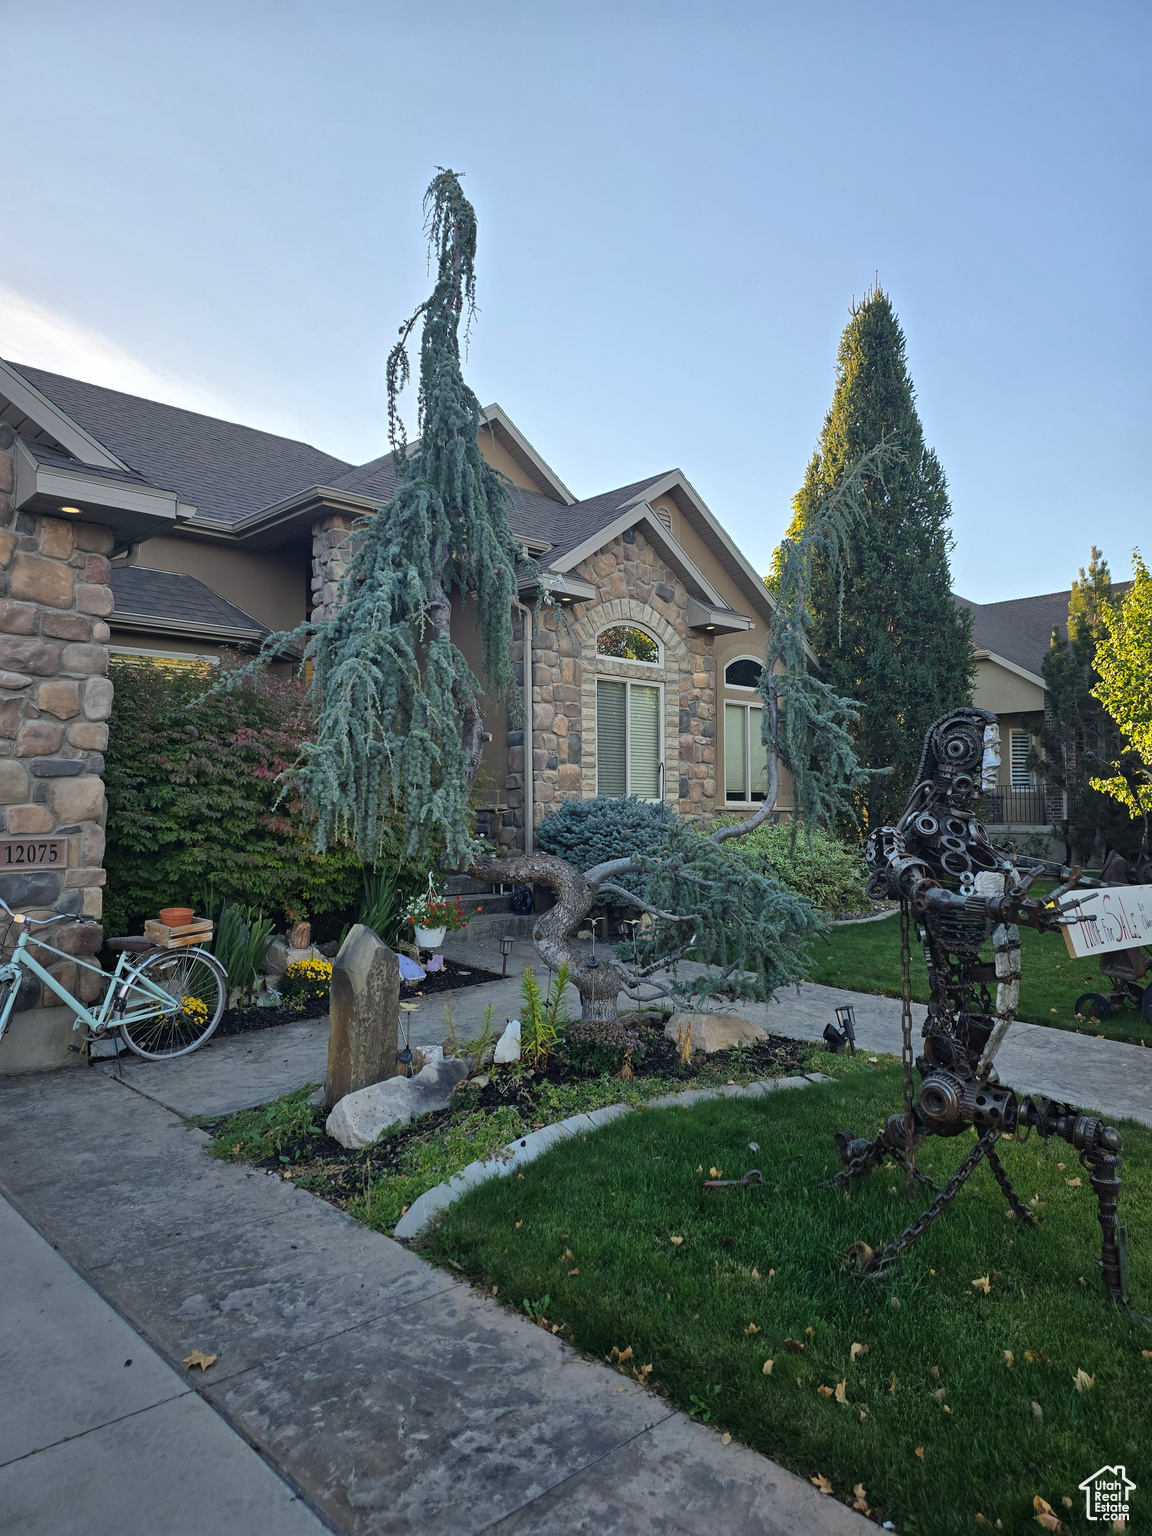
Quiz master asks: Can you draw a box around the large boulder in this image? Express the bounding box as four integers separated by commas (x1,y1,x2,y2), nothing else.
262,937,324,983
325,924,400,1109
664,1012,768,1054
326,1058,469,1149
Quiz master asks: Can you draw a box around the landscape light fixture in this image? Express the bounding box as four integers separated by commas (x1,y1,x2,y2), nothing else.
835,1004,857,1056
499,935,514,978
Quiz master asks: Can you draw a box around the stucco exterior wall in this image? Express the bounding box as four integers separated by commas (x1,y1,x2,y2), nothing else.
135,533,309,633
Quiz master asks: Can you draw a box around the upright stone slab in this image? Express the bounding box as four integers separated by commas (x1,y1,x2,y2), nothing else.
325,923,400,1109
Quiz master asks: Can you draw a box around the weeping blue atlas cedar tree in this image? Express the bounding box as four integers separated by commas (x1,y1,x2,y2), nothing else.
245,169,898,1025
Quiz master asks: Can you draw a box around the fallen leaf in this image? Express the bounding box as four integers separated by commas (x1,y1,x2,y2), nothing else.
1062,1498,1072,1510
889,1373,897,1393
930,1364,940,1377
834,1379,848,1405
637,1363,653,1379
1004,1351,1014,1366
183,1351,217,1371
973,1275,991,1294
1057,1162,1066,1169
859,1406,868,1419
851,1342,869,1361
768,1268,776,1279
811,1474,833,1494
721,1432,731,1445
1031,1401,1043,1419
745,1323,761,1335
1025,1350,1051,1367
853,1482,869,1512
943,1404,952,1414
933,1387,946,1400
514,1221,522,1230
1073,1367,1094,1392
670,1235,684,1246
890,1296,901,1311
610,1345,634,1363
817,1384,835,1399
976,1517,996,1529
805,1326,815,1337
709,1167,722,1178
1065,1177,1082,1187
568,1267,580,1276
1144,1350,1152,1359
784,1338,804,1354
762,1358,774,1375
230,1143,242,1155
563,1248,574,1260
696,1165,703,1173
491,1286,498,1297
1034,1497,1055,1515
751,1268,760,1281
915,1446,924,1459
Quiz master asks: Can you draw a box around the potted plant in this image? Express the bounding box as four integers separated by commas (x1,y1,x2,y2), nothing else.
403,879,469,949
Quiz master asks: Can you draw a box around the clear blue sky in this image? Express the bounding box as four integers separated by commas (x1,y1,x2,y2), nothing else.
1,0,1146,602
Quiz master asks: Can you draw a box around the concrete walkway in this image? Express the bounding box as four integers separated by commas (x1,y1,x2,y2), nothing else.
0,1064,868,1536
0,1194,327,1535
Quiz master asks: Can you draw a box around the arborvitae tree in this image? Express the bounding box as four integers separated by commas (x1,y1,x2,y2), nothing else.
1034,547,1143,863
249,171,889,1025
785,287,973,831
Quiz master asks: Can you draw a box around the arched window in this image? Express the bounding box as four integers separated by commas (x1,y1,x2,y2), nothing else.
724,657,763,689
597,625,660,664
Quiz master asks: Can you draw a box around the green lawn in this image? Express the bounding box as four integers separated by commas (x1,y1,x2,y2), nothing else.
807,911,1152,1047
426,1061,1152,1536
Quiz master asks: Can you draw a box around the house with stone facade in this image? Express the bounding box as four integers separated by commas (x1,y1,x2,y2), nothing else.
0,356,783,1070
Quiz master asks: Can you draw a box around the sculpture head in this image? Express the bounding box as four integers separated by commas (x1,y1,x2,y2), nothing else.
912,707,999,810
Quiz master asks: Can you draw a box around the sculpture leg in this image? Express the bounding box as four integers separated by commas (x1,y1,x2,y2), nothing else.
986,1145,1036,1224
1083,1132,1127,1305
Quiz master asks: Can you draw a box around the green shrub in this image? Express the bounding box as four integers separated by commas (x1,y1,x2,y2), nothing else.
104,659,363,936
537,796,677,884
280,958,333,1010
211,903,276,1003
715,819,869,915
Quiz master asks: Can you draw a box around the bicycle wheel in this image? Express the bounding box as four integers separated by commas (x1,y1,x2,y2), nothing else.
118,947,227,1059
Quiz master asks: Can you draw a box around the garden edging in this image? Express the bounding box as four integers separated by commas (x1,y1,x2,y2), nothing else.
392,1072,834,1237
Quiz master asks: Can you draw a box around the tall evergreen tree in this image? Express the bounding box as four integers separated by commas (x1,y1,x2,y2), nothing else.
784,288,973,830
1034,547,1143,862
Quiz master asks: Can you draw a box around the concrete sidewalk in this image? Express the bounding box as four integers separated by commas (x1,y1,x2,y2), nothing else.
0,1066,869,1536
0,1194,327,1536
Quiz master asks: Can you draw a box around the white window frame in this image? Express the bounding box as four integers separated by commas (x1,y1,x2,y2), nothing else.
596,677,665,801
723,654,764,692
1009,728,1035,790
724,699,769,805
595,623,662,667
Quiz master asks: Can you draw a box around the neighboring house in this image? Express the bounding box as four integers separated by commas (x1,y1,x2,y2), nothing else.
0,354,788,1070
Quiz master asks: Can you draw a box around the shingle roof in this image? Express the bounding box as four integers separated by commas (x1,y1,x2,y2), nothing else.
7,363,353,524
3,361,681,563
954,591,1071,677
111,567,268,634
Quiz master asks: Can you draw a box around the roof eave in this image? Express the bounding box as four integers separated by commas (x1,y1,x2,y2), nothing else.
0,358,130,471
14,440,183,544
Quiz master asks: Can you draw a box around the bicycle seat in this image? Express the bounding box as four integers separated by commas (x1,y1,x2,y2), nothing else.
105,936,159,954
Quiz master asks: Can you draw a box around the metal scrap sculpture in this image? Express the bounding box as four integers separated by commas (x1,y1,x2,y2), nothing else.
829,707,1132,1307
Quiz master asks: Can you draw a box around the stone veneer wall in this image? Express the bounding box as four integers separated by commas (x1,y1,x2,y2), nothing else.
0,425,111,1070
310,515,356,623
503,527,716,847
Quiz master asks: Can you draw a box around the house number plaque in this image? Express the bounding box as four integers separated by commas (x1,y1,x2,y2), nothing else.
0,837,70,868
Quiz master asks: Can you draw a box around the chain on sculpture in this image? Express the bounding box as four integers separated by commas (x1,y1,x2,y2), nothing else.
827,707,1138,1309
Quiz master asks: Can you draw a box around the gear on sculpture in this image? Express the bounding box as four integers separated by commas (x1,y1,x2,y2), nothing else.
829,707,1133,1308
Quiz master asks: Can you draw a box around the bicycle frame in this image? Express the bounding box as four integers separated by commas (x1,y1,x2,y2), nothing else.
0,927,184,1045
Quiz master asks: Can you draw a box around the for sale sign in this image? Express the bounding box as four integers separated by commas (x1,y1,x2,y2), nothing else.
1058,884,1152,960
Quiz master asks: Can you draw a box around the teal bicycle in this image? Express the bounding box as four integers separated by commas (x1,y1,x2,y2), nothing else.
0,898,227,1060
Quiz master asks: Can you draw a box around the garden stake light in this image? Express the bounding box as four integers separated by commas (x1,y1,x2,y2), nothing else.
499,935,514,978
824,708,1139,1314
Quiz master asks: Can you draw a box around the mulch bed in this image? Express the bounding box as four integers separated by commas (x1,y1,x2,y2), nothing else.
213,958,504,1039
205,1024,810,1207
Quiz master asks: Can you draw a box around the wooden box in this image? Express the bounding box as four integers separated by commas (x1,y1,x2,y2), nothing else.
144,918,214,950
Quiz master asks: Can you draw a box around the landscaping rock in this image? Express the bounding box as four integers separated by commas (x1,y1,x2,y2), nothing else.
262,937,324,983
325,924,400,1109
493,1018,521,1063
326,1058,469,1148
664,1012,768,1054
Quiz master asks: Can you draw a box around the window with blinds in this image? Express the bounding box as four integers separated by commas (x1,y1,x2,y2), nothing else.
725,702,768,802
596,679,662,799
1010,729,1034,789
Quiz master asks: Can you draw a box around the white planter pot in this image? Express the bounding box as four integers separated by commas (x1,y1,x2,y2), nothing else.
414,925,446,948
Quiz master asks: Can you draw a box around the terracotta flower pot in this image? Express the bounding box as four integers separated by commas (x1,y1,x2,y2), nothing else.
159,907,194,928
